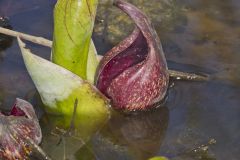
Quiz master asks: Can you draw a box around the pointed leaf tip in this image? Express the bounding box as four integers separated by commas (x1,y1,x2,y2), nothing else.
18,38,110,139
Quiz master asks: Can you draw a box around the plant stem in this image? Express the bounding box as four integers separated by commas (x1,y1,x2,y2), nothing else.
0,27,208,81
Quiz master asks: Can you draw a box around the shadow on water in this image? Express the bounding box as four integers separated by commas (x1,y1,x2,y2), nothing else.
89,107,169,160
0,0,240,160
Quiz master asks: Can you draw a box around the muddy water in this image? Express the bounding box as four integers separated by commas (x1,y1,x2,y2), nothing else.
0,0,239,160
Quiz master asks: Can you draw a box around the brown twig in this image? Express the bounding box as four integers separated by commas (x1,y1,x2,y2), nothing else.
0,27,52,47
95,55,209,81
0,27,208,81
26,136,52,160
168,69,209,81
66,98,78,135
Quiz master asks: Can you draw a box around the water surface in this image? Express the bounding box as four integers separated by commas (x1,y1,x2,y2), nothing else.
0,0,239,159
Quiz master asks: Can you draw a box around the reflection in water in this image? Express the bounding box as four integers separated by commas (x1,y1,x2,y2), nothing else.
91,107,169,160
0,0,56,17
0,17,13,60
0,0,239,159
0,0,55,110
39,115,86,160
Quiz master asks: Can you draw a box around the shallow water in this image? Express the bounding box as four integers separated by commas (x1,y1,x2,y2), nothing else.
0,0,239,160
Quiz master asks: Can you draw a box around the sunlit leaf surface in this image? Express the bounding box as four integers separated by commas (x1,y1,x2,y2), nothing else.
52,0,99,82
18,38,110,141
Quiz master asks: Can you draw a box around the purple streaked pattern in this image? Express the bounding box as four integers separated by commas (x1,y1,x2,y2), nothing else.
0,98,42,160
96,0,169,111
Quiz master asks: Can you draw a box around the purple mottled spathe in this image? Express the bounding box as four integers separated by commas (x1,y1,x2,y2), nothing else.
0,98,42,160
96,0,169,111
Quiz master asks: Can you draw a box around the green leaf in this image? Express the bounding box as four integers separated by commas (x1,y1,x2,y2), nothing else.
87,40,99,83
52,0,98,81
18,38,110,140
148,156,169,160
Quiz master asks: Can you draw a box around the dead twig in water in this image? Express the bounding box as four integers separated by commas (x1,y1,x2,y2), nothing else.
168,69,209,81
0,27,52,47
95,55,209,81
170,138,217,159
52,99,85,144
66,98,78,136
26,136,52,160
0,26,208,81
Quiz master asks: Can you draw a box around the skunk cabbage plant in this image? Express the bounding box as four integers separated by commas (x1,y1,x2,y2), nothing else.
18,38,110,139
0,98,41,160
18,0,170,146
52,0,99,83
17,0,110,140
96,0,169,111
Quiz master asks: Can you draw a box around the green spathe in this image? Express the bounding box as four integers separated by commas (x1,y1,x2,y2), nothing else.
87,40,99,83
18,38,110,139
52,0,98,82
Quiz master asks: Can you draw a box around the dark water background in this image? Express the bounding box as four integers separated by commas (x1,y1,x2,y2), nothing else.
0,0,239,159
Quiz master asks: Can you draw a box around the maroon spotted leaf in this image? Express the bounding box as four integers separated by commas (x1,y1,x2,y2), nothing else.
96,0,169,111
0,98,42,160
